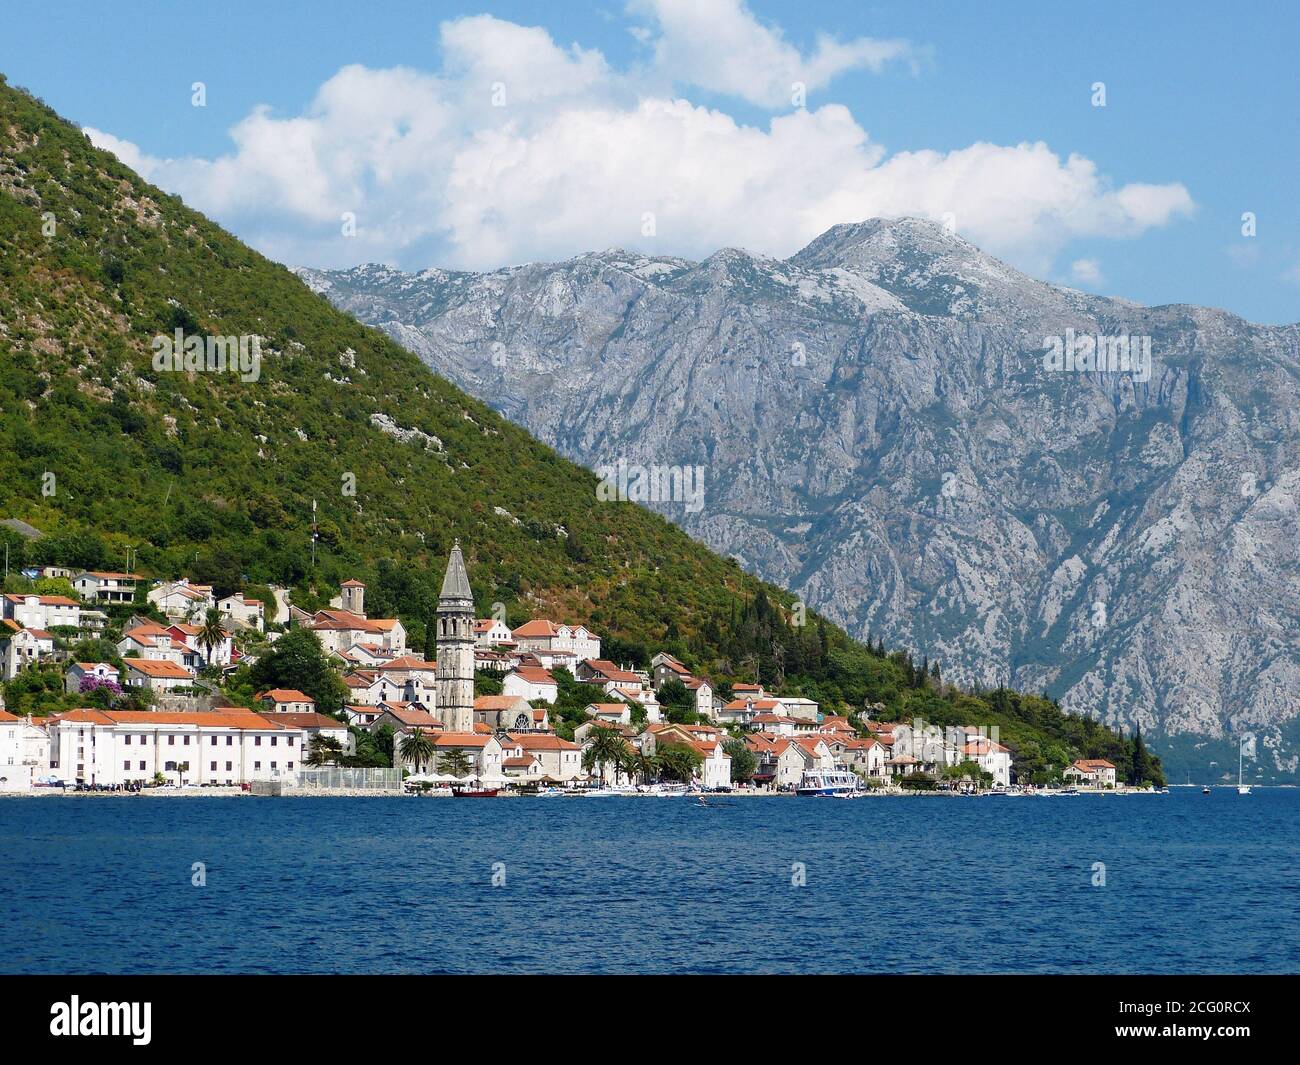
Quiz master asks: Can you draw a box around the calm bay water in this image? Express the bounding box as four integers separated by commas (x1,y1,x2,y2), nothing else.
2,788,1297,974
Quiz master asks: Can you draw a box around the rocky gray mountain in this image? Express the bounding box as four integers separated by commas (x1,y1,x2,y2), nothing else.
296,218,1300,780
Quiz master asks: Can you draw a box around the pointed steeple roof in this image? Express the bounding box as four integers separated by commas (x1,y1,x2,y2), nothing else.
440,540,472,601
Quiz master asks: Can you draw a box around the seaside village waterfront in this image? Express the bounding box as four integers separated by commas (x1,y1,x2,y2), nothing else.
0,543,1139,800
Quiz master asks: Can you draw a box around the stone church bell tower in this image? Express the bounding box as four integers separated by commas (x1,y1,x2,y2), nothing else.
435,540,476,733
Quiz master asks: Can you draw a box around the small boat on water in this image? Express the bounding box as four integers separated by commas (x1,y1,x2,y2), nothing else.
1236,737,1252,795
796,770,861,797
1202,786,1212,795
452,785,498,798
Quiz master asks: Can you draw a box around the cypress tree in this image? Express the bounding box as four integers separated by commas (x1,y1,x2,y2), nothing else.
423,615,437,662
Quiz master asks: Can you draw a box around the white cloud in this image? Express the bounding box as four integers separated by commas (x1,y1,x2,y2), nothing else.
1070,258,1104,285
83,6,1194,275
629,0,914,107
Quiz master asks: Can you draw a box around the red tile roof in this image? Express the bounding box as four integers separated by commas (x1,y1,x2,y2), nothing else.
124,659,192,679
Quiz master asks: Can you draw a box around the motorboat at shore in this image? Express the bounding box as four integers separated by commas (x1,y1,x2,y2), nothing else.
795,770,861,797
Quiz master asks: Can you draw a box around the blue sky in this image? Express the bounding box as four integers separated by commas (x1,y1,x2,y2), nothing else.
3,0,1297,323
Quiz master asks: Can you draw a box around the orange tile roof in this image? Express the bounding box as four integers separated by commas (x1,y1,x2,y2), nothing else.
475,695,529,710
124,659,192,679
380,706,440,727
511,666,556,684
377,656,437,671
512,619,562,637
505,732,580,751
257,688,314,703
433,732,492,748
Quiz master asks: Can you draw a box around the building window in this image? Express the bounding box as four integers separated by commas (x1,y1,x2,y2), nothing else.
211,736,217,745
210,762,217,771
255,737,261,746
225,762,232,771
124,761,130,770
254,761,261,770
124,735,131,745
226,736,233,746
271,736,277,747
139,761,146,770
168,735,175,745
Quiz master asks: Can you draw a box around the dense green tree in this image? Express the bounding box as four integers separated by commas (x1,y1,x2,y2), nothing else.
724,737,757,783
247,628,347,712
437,749,473,779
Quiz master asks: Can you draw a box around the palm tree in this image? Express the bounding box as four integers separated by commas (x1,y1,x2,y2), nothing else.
583,726,630,784
656,742,702,783
615,745,640,785
197,608,227,668
399,730,436,773
438,748,473,779
620,748,657,786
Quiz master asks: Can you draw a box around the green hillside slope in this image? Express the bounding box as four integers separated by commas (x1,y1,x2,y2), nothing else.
0,75,1152,782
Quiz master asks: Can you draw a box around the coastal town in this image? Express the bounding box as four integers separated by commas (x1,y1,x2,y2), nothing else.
1,543,1127,799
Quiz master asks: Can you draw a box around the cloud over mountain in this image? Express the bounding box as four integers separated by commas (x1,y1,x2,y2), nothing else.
85,2,1193,274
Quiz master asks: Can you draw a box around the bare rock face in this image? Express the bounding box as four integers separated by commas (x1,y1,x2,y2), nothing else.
296,218,1300,777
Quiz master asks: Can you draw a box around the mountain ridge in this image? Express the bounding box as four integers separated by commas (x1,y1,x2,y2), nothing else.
300,216,1300,782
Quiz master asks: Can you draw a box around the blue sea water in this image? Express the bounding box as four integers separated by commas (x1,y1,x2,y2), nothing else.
2,788,1297,974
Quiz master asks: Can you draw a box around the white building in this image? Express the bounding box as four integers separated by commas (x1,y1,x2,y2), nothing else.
962,739,1013,787
774,696,821,722
502,666,558,704
2,592,81,631
474,618,514,648
1063,758,1117,789
501,732,583,781
72,571,141,605
218,593,265,631
122,658,194,692
256,689,317,714
511,619,600,661
148,579,215,620
117,622,187,666
47,708,303,786
1,625,55,680
0,709,50,792
584,702,633,727
375,656,439,712
684,678,715,719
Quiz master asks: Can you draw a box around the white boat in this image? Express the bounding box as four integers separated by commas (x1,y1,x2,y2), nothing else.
795,770,861,797
1237,736,1252,794
643,783,690,797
